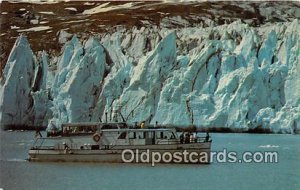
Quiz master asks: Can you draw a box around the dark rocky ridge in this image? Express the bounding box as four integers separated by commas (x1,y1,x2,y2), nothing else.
1,1,299,76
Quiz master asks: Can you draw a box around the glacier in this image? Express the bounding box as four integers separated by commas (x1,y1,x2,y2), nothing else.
0,19,299,133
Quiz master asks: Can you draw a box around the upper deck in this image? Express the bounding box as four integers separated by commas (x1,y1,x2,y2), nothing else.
42,122,211,149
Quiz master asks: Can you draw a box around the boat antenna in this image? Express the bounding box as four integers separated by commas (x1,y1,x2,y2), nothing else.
105,112,108,123
118,110,126,123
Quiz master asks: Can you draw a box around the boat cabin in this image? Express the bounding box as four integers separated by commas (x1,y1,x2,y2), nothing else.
101,128,179,145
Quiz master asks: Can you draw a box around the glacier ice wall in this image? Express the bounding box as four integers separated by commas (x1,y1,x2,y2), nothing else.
0,35,36,126
0,35,52,127
51,36,108,124
0,20,299,133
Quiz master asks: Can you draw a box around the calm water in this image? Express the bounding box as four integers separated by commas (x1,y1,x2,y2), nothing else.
0,131,299,190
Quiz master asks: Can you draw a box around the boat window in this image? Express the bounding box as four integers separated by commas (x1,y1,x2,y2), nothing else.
119,123,127,128
118,132,127,139
156,131,164,139
158,131,176,139
137,132,144,139
163,131,169,139
91,145,100,150
128,132,136,139
102,125,118,129
62,125,96,135
146,131,155,139
170,132,176,139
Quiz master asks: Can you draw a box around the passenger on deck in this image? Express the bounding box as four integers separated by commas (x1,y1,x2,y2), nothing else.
63,127,69,135
190,133,194,143
180,133,184,144
205,132,210,142
193,132,197,143
185,133,190,144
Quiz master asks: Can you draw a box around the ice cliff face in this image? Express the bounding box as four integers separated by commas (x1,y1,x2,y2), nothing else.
0,36,51,126
0,19,299,133
51,36,108,125
0,35,35,126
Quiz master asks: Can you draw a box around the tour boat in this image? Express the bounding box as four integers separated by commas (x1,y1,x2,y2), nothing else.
28,122,212,164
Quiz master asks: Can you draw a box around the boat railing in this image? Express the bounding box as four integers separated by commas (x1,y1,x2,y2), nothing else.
152,135,211,145
178,135,212,144
195,137,211,143
155,139,177,145
31,136,73,150
31,138,53,150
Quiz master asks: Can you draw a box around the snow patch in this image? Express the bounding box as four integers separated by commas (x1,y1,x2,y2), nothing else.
83,2,95,6
39,21,49,24
82,2,136,15
17,26,52,32
61,19,90,24
30,19,39,25
65,7,77,12
39,11,55,15
11,26,20,29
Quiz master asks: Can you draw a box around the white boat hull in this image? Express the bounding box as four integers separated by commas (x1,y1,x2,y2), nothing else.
29,143,211,164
